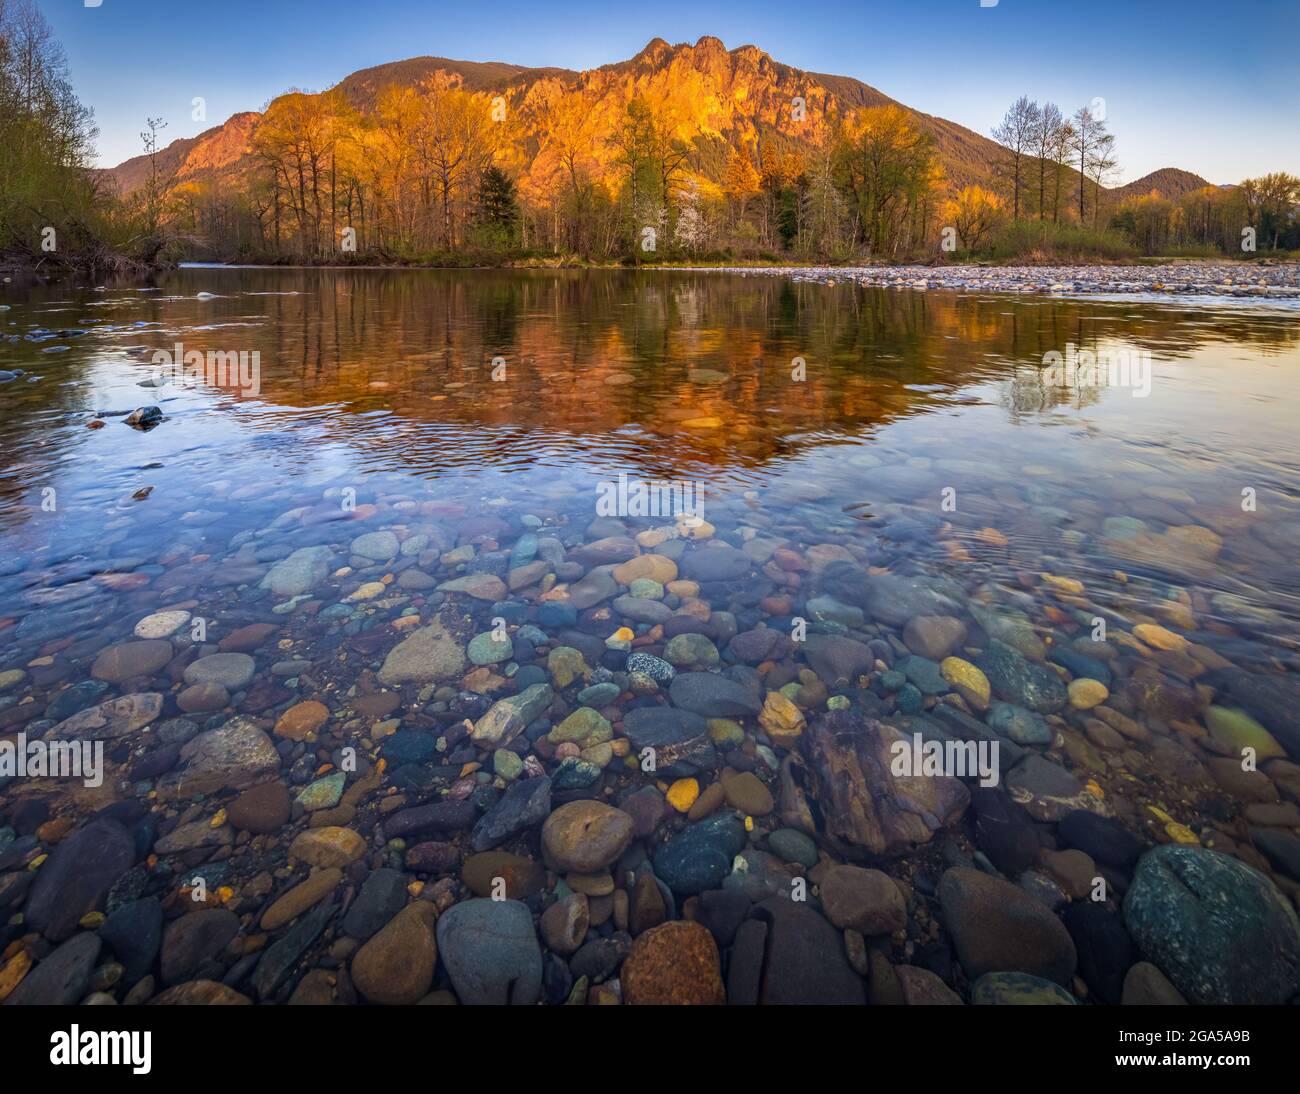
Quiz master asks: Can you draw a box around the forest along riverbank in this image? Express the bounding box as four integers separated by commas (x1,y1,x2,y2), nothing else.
689,261,1300,298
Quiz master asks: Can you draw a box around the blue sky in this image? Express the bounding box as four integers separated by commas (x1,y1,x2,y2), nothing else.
46,0,1300,183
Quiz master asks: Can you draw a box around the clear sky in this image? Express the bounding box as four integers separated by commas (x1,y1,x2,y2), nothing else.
44,0,1300,184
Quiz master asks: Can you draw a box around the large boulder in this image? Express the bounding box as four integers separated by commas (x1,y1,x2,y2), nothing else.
938,867,1077,986
800,711,969,857
435,899,542,1005
24,818,135,941
1123,845,1300,1005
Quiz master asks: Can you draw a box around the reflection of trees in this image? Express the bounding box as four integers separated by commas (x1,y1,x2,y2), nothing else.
2,270,1298,507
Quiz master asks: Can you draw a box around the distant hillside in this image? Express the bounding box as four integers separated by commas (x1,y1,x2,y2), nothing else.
1112,167,1214,202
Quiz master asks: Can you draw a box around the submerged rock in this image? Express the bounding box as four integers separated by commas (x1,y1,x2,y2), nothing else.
1123,845,1300,1005
800,711,969,856
377,619,466,685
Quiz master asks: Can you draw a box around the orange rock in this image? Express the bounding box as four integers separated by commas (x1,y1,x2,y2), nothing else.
274,700,329,741
622,921,724,1005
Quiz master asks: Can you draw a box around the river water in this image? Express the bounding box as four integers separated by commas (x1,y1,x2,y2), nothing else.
0,266,1298,1005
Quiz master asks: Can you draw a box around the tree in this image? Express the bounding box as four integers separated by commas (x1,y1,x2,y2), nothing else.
941,185,1007,253
1240,172,1300,250
724,146,761,222
473,164,519,246
991,96,1039,220
1032,102,1064,219
0,0,103,260
1071,105,1115,224
832,105,939,256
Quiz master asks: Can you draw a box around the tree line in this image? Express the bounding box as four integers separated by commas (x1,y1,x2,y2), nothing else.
4,0,1295,274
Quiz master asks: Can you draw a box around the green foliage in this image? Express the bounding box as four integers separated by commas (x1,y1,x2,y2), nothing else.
473,165,520,244
982,219,1137,261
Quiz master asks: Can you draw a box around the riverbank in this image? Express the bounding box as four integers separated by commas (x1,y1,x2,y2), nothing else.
677,261,1300,298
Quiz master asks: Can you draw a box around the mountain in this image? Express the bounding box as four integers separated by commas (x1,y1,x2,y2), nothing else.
102,36,1202,217
103,36,1015,203
1111,167,1214,202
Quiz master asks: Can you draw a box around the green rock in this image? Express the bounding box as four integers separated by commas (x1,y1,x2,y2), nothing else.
628,578,664,600
577,682,620,707
768,828,818,869
1205,706,1285,760
550,707,612,746
296,772,346,812
707,718,745,749
468,631,514,666
664,633,719,669
547,647,590,689
1124,845,1300,1005
972,972,1078,1004
493,749,524,781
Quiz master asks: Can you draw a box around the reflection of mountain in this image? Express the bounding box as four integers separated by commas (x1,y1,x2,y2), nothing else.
2,269,1300,519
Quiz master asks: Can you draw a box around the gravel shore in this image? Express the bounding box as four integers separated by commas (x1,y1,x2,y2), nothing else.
682,262,1300,299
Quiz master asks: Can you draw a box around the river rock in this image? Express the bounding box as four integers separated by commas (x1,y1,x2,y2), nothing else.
977,640,1066,713
471,683,554,745
183,652,256,690
669,671,761,718
801,711,969,856
91,640,173,683
48,692,163,740
158,717,279,799
343,868,409,940
1123,845,1300,1005
541,801,633,873
3,932,101,1005
260,545,333,597
160,908,240,984
820,865,906,935
653,814,747,895
938,867,1076,985
435,898,542,1004
24,818,135,941
622,920,724,1004
470,775,552,851
351,901,438,1005
377,620,466,685
681,544,751,582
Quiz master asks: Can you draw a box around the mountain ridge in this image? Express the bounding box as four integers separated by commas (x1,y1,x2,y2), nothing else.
102,36,1206,215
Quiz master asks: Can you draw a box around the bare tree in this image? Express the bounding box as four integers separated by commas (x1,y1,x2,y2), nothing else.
991,95,1039,221
1032,102,1063,220
1071,105,1114,224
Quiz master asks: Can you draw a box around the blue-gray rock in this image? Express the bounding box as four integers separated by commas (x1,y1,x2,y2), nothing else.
1123,845,1300,1005
3,931,101,1005
987,701,1052,745
470,776,552,851
668,671,761,718
435,898,542,1004
976,641,1066,714
343,869,408,941
99,898,163,984
251,901,336,1000
653,814,747,895
25,818,136,941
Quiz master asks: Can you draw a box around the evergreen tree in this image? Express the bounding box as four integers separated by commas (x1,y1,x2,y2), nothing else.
474,165,520,237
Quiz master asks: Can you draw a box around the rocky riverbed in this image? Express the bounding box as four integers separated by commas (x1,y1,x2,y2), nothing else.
2,481,1299,1006
687,261,1300,299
